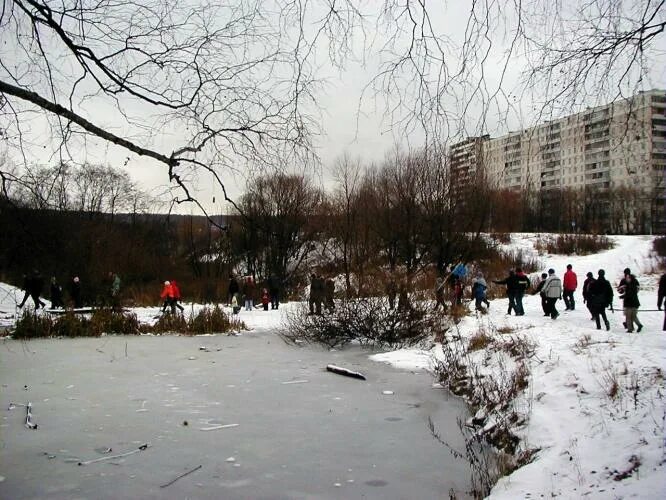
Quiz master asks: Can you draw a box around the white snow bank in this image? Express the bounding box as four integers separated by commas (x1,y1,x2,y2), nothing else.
371,234,666,499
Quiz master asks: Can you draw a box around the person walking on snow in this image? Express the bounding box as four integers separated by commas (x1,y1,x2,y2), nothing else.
563,264,578,311
534,272,549,316
242,276,256,311
493,270,521,315
620,273,642,333
658,273,666,331
228,275,240,306
471,273,490,311
261,288,270,311
69,276,82,308
170,280,185,312
588,269,613,331
514,268,530,316
19,270,46,310
50,277,65,309
541,268,562,319
160,281,176,314
582,271,596,320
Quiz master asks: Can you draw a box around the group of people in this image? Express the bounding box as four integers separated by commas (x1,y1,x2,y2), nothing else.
17,270,116,310
227,275,282,314
436,263,664,333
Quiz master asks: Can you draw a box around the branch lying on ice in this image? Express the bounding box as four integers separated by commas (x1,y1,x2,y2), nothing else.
326,364,366,380
78,443,149,466
160,464,202,488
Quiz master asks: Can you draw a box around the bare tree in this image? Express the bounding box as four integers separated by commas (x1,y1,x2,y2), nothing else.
0,0,362,212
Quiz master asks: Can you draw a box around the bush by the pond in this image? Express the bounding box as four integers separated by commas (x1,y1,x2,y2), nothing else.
15,309,143,338
282,294,438,348
145,306,245,335
535,233,614,255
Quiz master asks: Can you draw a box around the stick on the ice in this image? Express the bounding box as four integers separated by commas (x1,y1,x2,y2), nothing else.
160,464,202,488
25,402,37,429
326,364,366,380
78,443,149,466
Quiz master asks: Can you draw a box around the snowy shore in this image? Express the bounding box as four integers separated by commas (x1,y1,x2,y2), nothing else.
372,234,666,498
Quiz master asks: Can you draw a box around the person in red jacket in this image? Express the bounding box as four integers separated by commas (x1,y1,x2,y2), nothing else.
563,264,578,311
160,280,175,314
170,280,185,312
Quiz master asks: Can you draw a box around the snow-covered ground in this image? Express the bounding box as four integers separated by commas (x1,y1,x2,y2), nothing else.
2,234,665,498
372,234,666,498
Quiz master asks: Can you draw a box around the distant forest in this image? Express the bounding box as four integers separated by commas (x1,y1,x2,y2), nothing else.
0,155,659,306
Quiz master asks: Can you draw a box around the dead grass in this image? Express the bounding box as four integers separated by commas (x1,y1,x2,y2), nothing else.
496,326,515,335
468,330,494,351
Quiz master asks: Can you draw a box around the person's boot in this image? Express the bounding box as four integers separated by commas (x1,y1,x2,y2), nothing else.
605,320,610,331
637,324,643,333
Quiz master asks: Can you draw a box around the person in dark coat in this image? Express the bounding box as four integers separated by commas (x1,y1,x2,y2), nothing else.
50,277,65,309
658,273,666,331
69,276,82,308
534,272,549,316
228,276,240,305
588,270,613,331
17,273,31,309
494,270,521,315
268,275,281,310
514,268,530,316
582,272,596,320
308,274,323,315
324,278,335,313
620,273,642,333
21,270,46,310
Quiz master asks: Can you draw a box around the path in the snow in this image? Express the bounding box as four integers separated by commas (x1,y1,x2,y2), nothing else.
1,331,472,499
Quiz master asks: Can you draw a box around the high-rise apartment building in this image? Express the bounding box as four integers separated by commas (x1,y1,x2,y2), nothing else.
449,90,666,233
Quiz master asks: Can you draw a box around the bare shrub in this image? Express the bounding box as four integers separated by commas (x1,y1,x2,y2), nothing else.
496,326,515,335
90,309,140,335
535,234,614,256
187,306,244,335
149,314,189,334
13,311,58,339
282,294,436,349
468,331,494,352
499,336,536,361
13,310,144,338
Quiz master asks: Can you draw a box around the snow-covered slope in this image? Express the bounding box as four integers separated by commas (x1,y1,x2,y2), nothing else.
372,234,666,499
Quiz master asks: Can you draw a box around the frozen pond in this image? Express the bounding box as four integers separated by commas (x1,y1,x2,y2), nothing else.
1,332,472,499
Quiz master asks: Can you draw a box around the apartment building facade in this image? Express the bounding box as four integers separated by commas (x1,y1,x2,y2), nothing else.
450,90,666,233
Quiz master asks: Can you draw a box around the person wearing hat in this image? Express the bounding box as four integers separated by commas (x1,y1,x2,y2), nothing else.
160,280,176,314
617,268,642,332
69,276,82,308
533,272,549,316
582,271,596,320
588,270,613,331
621,273,642,333
541,268,562,319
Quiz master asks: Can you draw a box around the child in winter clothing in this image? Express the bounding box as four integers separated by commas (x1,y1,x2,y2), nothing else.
471,273,490,311
231,293,241,315
261,288,270,311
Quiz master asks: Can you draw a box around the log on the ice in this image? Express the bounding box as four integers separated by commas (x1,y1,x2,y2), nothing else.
326,364,366,380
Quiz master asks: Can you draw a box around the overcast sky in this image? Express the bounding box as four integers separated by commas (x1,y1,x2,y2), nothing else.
2,0,665,215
